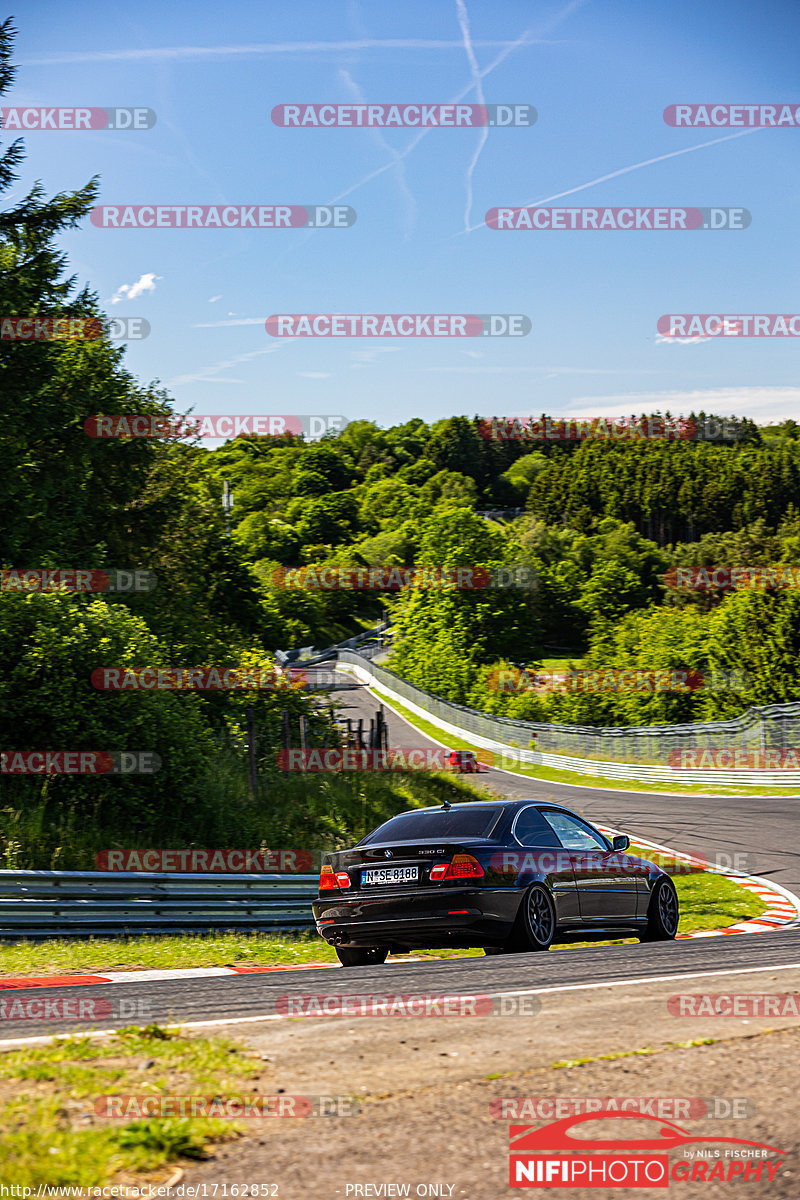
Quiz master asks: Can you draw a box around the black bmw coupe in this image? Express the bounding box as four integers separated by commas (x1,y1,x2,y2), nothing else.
312,799,680,966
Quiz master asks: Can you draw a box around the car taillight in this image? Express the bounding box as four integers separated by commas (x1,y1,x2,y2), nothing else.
430,854,484,881
335,871,351,888
319,865,339,890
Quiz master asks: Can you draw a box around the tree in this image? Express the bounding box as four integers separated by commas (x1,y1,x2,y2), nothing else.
0,19,171,567
298,492,359,545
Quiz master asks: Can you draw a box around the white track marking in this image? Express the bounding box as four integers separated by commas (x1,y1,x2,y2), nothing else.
1,959,800,1049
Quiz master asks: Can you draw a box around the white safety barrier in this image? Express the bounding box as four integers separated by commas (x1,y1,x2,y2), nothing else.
341,661,800,790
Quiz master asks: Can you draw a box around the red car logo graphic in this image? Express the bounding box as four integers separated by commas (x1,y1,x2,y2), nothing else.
510,1110,785,1154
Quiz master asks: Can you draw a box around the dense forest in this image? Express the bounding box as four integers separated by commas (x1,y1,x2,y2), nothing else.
210,415,800,729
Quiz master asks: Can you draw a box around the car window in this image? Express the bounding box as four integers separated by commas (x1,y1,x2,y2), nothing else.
361,806,503,843
541,810,608,851
512,806,562,847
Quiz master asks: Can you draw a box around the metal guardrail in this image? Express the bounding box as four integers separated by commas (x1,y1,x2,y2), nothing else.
0,871,319,940
339,653,800,786
476,508,526,520
276,623,392,670
338,651,800,762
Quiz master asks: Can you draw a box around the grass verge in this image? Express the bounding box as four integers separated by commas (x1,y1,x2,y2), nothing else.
0,1025,268,1188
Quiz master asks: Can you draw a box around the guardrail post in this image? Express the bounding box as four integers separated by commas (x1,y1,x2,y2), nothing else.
246,705,258,797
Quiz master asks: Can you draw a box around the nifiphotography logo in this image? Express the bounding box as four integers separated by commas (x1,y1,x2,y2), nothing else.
508,1111,786,1188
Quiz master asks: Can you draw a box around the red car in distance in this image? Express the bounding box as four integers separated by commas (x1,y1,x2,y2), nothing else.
447,749,480,773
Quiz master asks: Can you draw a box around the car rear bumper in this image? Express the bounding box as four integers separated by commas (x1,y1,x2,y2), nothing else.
312,886,519,948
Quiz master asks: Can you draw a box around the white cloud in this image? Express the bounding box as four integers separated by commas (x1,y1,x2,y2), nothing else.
455,0,488,233
338,68,418,237
350,346,402,368
193,318,266,328
654,333,711,345
504,387,800,425
461,128,761,235
22,36,562,67
424,365,660,374
111,272,161,304
208,295,222,303
169,343,290,388
328,23,545,207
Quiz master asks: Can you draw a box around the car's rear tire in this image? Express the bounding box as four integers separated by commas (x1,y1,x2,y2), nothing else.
639,877,679,941
335,945,389,967
517,883,556,951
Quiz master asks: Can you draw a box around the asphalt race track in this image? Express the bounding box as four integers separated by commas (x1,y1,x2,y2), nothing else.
1,666,798,1044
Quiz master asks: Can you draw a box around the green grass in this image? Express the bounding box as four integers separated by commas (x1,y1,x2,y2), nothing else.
0,1025,266,1188
551,1038,718,1069
672,868,767,931
0,931,340,976
0,870,766,978
0,933,492,978
370,689,800,797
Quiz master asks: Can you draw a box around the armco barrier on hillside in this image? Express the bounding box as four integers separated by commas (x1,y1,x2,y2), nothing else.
336,651,800,784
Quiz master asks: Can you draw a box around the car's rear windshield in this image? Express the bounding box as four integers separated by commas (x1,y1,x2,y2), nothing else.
361,806,503,843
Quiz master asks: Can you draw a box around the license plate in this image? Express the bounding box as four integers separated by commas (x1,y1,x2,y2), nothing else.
361,866,419,887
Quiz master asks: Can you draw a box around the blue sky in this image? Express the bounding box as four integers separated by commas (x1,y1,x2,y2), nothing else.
9,0,800,431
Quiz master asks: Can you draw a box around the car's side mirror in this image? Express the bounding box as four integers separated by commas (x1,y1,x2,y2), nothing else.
612,834,630,851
